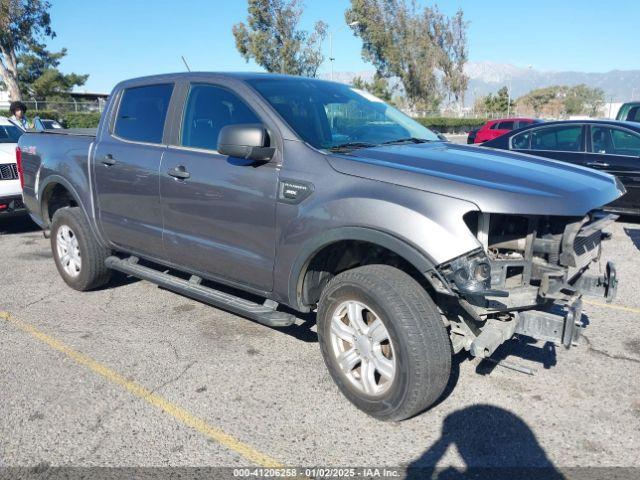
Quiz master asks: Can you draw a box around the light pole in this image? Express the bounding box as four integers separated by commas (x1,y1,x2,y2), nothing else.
329,21,360,81
608,96,614,118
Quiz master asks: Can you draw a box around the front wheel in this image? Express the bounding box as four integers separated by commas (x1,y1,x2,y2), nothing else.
317,265,451,421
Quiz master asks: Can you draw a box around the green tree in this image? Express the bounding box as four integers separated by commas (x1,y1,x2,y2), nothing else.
1,1,88,102
0,0,54,100
518,86,560,117
564,84,604,117
18,45,88,100
440,10,469,107
233,0,328,77
352,72,394,103
479,86,515,115
345,0,468,111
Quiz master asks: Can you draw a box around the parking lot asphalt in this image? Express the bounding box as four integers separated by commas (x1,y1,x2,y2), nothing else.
444,134,468,144
1,215,639,475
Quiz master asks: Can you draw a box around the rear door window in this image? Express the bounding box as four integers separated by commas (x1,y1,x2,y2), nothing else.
529,125,583,152
114,84,174,143
497,121,515,130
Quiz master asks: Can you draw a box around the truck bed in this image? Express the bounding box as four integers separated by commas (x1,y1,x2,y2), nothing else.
27,127,97,137
19,130,96,226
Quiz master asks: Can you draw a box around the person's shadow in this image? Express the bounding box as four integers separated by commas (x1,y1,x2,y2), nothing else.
406,404,564,480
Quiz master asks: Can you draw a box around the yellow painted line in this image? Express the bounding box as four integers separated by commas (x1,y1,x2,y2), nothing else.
0,311,282,468
583,300,640,314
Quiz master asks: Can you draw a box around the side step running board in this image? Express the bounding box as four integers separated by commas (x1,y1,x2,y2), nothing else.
105,256,296,328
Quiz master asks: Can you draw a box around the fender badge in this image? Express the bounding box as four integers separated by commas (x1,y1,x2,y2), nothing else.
278,179,314,204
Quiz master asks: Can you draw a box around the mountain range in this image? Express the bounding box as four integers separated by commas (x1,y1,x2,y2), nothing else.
328,62,640,105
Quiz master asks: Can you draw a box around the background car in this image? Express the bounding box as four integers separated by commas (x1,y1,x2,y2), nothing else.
0,117,25,217
33,117,64,130
467,126,480,144
473,117,543,144
616,101,640,122
481,119,640,215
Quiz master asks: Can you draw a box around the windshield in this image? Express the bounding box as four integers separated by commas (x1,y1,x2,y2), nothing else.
0,124,22,143
247,78,439,149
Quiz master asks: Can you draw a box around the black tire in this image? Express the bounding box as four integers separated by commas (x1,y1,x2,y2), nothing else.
50,207,111,291
317,264,451,421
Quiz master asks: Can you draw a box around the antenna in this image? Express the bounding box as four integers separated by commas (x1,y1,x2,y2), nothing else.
181,56,191,72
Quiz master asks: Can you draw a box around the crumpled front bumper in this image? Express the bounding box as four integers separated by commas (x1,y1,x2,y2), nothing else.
515,298,584,350
519,261,617,348
572,260,618,303
469,261,617,357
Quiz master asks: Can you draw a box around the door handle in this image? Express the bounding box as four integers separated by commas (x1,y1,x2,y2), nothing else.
168,166,190,180
586,161,610,168
101,154,116,166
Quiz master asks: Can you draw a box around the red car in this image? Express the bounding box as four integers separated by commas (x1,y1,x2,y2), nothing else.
471,118,543,144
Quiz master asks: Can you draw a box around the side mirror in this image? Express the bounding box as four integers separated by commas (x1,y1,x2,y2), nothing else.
217,124,275,161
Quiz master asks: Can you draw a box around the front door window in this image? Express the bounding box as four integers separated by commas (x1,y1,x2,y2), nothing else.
591,126,640,156
181,84,261,151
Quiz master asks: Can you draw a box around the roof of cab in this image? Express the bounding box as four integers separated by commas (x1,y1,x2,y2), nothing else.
113,71,326,89
517,119,640,130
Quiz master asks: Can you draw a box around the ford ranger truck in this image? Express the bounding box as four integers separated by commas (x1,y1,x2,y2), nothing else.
17,73,623,421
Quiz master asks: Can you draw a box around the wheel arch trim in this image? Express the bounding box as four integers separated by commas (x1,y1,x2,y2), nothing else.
287,226,440,311
38,175,106,246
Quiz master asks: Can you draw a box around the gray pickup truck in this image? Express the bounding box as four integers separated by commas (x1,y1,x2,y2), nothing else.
18,73,623,421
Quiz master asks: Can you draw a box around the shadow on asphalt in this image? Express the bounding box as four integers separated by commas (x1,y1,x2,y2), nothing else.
428,349,465,411
279,310,318,343
624,227,640,251
618,215,640,224
103,272,142,289
0,215,40,235
476,338,558,375
152,270,320,343
405,404,563,479
429,332,559,416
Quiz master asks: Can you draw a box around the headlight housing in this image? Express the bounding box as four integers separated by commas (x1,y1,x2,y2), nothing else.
438,249,507,305
444,250,491,292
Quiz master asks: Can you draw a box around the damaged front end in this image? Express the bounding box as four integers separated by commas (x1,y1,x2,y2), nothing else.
434,211,618,359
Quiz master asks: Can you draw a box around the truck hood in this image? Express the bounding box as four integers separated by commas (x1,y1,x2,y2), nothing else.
0,142,16,163
326,142,624,216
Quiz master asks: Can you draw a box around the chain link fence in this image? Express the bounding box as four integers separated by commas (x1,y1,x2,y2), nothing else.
0,100,106,114
413,109,527,119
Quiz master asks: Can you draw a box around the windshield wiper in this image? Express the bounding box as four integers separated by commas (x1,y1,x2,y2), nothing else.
327,142,377,152
380,137,432,145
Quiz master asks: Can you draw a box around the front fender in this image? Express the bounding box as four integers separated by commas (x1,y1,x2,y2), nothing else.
274,185,481,310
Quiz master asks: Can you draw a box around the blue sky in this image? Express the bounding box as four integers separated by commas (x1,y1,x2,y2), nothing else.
48,0,638,93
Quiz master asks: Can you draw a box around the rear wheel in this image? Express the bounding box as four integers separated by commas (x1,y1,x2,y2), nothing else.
51,207,111,291
317,264,451,421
